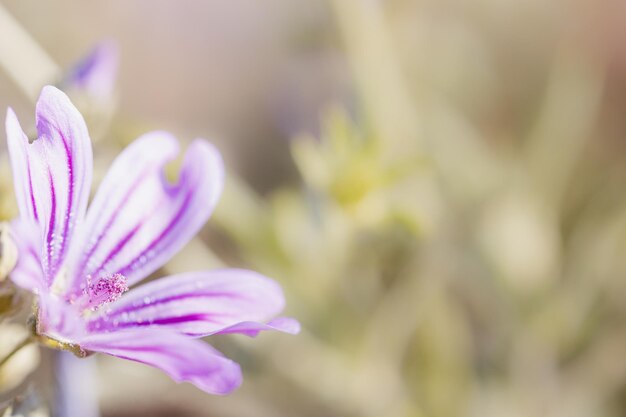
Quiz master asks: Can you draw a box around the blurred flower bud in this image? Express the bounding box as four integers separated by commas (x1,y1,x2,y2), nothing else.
63,40,118,100
60,40,119,143
291,107,384,209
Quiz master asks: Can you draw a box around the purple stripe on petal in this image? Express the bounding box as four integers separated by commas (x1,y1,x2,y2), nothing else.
56,126,75,276
116,189,194,278
91,313,225,332
27,159,39,221
74,169,152,280
95,222,143,276
46,169,57,279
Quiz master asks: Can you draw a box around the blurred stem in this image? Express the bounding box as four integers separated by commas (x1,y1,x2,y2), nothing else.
329,0,422,161
0,336,32,369
53,352,99,417
525,47,604,208
0,4,60,101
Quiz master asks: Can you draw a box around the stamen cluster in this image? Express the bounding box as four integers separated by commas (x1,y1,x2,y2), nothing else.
81,273,128,310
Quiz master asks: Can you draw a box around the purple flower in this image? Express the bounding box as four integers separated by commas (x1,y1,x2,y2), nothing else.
5,86,299,395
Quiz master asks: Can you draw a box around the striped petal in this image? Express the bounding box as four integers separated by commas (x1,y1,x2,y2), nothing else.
6,86,93,285
65,133,223,295
87,269,291,337
79,329,241,395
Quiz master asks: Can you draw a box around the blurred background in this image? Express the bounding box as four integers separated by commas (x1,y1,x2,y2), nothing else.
1,0,626,416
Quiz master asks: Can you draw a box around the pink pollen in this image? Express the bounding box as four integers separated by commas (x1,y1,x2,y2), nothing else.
82,273,129,310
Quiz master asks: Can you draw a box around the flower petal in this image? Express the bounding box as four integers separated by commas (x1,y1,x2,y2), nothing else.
6,86,92,284
65,134,223,294
87,269,288,337
9,219,45,291
37,292,86,342
211,316,301,337
6,109,38,222
79,329,242,395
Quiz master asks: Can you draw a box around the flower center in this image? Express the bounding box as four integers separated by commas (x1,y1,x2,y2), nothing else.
78,273,128,311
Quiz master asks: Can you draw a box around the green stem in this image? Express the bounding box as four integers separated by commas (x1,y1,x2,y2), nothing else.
0,336,33,369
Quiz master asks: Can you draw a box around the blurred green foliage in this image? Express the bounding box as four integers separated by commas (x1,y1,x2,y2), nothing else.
211,2,626,416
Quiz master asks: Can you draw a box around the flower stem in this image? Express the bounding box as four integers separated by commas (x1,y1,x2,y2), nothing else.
53,351,100,417
0,335,33,369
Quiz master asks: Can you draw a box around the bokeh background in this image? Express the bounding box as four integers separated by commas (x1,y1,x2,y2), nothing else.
1,1,626,416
